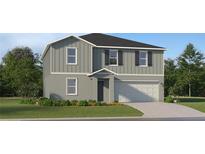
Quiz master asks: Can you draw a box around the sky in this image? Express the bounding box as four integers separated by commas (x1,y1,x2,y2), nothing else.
0,33,205,61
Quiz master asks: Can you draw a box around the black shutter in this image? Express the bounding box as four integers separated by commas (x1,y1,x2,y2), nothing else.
118,50,123,65
135,51,139,66
148,51,152,66
105,49,109,65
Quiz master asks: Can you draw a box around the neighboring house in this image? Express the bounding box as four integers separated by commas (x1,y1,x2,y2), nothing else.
42,33,166,103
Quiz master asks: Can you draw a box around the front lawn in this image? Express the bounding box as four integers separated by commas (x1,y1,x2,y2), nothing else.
0,99,143,119
177,97,205,113
179,102,205,113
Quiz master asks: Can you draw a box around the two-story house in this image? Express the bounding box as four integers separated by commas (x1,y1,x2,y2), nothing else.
42,33,165,103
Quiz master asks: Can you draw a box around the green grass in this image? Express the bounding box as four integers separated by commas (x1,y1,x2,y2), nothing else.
179,102,205,113
0,99,143,119
176,97,205,113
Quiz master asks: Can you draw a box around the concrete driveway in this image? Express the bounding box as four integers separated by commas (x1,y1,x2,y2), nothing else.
126,102,205,118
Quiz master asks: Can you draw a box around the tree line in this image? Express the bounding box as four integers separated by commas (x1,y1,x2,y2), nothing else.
0,47,43,97
165,43,205,97
0,44,205,98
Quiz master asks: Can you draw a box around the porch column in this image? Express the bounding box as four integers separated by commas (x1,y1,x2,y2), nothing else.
109,76,115,103
91,77,98,101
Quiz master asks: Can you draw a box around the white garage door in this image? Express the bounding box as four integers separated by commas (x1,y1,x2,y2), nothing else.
114,81,159,102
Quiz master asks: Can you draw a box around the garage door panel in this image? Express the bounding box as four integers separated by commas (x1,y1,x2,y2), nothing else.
114,81,159,102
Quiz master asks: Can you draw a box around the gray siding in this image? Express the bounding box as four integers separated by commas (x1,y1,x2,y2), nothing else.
43,37,164,102
51,37,93,73
43,73,163,102
93,48,164,74
43,46,50,97
44,74,98,101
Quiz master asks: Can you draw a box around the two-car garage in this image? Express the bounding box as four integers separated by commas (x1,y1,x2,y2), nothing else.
114,80,160,102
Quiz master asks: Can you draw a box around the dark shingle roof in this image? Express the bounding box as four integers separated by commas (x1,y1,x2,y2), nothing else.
80,33,164,49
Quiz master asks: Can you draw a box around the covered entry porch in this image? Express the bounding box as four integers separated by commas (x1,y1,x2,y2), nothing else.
88,68,162,103
88,68,115,103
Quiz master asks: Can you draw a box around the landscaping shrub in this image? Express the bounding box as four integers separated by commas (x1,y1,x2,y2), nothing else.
20,98,36,104
88,100,97,106
71,100,78,106
52,100,66,106
79,100,88,106
19,98,122,107
39,97,49,101
173,98,181,103
65,100,71,106
51,100,58,106
20,99,27,104
111,100,120,106
165,95,174,103
96,102,102,106
60,100,67,106
101,102,107,106
39,98,53,106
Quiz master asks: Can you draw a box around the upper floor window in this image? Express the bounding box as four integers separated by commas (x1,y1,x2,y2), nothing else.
66,78,77,95
139,51,148,66
67,47,77,65
109,49,118,66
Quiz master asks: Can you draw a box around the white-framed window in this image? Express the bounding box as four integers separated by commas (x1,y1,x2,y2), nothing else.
66,47,77,65
109,49,118,66
139,51,148,66
66,78,77,95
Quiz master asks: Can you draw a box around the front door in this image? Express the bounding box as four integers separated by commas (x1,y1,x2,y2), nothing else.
98,80,104,101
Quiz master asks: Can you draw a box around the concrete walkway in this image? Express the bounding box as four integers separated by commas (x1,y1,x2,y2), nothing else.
126,102,205,118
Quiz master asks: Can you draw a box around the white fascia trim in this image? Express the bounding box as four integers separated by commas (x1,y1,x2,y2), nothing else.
75,36,96,46
117,80,160,82
87,68,118,76
95,46,166,51
118,73,164,76
51,71,164,76
51,72,88,75
87,68,163,77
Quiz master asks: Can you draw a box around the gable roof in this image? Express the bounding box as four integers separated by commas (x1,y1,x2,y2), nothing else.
41,35,95,59
87,68,118,76
80,33,164,49
42,33,166,59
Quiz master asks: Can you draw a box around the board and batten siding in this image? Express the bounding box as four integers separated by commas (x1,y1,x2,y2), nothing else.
50,37,93,73
93,48,164,74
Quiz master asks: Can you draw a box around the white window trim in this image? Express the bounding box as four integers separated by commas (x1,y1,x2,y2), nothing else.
109,49,118,66
66,47,77,65
66,77,78,96
139,50,148,67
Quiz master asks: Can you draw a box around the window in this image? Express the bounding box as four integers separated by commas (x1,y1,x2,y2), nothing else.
109,49,118,65
66,78,77,95
67,47,77,65
139,51,148,66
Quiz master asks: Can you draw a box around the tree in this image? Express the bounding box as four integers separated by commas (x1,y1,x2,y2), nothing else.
164,59,177,96
164,43,205,97
177,43,205,96
1,47,42,97
0,64,14,96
